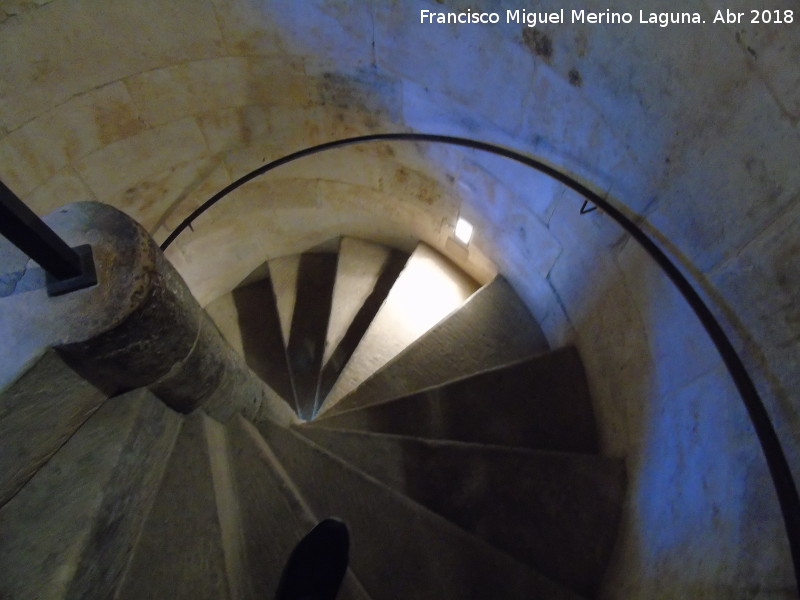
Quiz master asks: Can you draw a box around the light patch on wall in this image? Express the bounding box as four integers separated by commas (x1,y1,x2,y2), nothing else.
454,216,473,245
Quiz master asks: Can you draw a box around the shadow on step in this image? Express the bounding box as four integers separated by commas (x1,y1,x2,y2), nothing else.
260,417,584,600
297,426,626,597
314,347,599,454
233,277,295,408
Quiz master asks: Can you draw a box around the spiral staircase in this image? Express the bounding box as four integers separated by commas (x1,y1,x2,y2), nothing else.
0,235,626,600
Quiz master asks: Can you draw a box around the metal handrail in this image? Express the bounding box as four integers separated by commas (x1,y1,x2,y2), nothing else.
161,132,800,591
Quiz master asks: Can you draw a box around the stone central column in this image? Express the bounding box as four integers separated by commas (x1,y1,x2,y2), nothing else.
2,201,295,422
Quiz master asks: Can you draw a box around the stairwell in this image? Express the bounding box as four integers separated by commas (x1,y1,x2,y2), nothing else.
0,209,626,599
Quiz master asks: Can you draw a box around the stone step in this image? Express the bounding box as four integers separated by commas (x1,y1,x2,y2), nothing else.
258,417,584,600
322,237,393,367
116,412,231,599
295,427,625,597
317,240,408,413
321,275,550,417
282,251,339,419
230,416,372,600
267,253,301,349
312,346,598,453
226,413,328,599
0,349,107,508
319,243,479,415
0,388,181,600
206,276,296,409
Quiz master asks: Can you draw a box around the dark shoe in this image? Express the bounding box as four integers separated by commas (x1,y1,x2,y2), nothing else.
275,518,349,600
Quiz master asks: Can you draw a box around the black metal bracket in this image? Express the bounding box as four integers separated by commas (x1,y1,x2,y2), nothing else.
45,244,97,296
0,180,98,296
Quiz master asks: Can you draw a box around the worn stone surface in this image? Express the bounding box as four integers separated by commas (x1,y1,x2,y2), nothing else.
0,0,224,131
235,416,373,600
321,243,479,413
0,201,155,389
24,167,98,216
0,349,106,507
149,304,295,425
0,200,199,399
326,276,549,416
206,289,247,355
200,335,296,426
43,204,199,406
0,237,28,298
324,237,391,365
260,417,582,600
286,252,338,419
124,56,312,128
297,427,625,597
0,201,295,425
268,254,301,347
226,416,313,600
148,314,226,413
56,232,202,396
202,415,246,600
541,192,658,459
0,388,181,600
0,80,146,197
207,277,296,408
316,346,598,454
117,411,230,600
708,199,800,486
605,363,795,598
318,247,409,408
74,118,209,205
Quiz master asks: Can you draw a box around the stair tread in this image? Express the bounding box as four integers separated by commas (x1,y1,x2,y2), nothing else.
258,417,585,600
233,416,373,600
0,349,107,507
314,346,599,453
295,426,625,597
320,243,479,414
284,252,339,419
324,276,549,416
228,414,331,599
0,388,181,600
117,412,231,600
268,254,301,348
298,424,607,458
317,243,408,410
207,277,296,408
323,237,392,366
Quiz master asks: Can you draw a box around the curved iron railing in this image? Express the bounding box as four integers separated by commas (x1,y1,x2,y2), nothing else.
161,132,800,591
